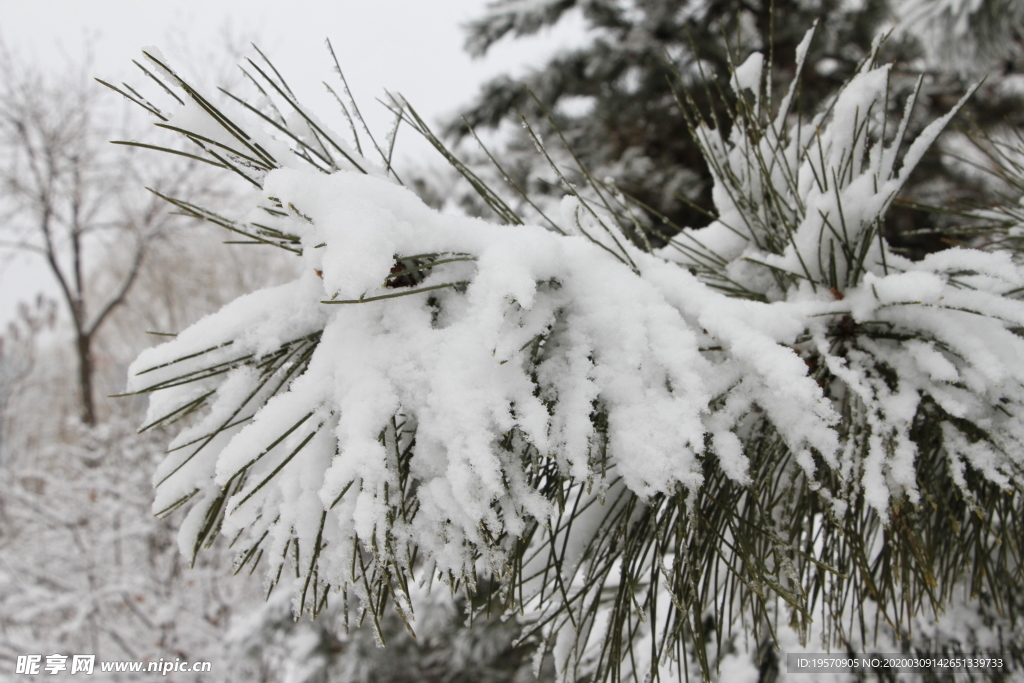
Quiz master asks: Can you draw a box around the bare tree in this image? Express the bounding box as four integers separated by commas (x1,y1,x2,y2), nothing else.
0,48,193,425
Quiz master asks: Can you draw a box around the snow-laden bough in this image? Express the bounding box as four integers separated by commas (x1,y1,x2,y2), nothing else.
122,30,1024,682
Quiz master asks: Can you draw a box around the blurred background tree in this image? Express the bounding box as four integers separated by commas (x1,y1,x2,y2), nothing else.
0,47,203,426
0,44,297,678
444,0,1023,256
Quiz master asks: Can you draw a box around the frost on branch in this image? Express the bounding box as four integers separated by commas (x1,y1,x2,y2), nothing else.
122,33,1024,681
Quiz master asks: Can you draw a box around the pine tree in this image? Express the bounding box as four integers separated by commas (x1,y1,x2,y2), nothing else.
109,26,1024,683
447,0,1024,259
448,0,896,238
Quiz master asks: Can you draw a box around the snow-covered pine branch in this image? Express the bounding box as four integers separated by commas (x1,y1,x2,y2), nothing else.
120,31,1024,681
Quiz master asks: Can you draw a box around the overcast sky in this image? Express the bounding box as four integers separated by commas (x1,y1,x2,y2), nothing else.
3,0,588,160
3,1,579,119
0,0,585,325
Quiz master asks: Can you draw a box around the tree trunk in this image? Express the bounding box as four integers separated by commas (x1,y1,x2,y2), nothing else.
76,331,95,426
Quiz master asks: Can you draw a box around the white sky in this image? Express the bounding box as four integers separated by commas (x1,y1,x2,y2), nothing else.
0,0,586,326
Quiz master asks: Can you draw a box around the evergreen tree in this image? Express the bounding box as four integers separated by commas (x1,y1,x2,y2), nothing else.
447,0,1024,258
448,0,896,236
